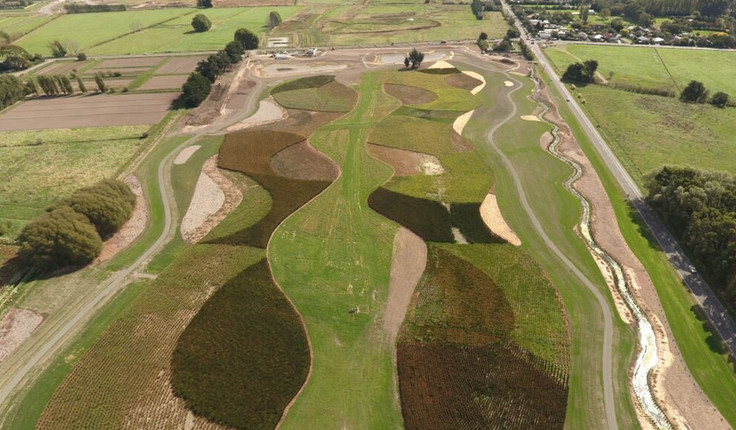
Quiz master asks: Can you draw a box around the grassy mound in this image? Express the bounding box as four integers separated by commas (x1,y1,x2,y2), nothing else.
397,246,567,429
171,259,310,430
213,129,335,247
272,75,356,112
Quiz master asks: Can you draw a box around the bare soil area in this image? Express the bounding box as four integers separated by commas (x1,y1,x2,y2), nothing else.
99,175,148,262
383,83,437,105
36,61,88,76
367,143,444,176
226,98,286,132
383,227,427,341
156,56,207,74
139,75,188,91
537,82,728,430
0,93,176,131
93,57,163,69
173,145,201,165
479,193,521,246
461,70,486,95
270,141,340,181
181,156,242,244
0,308,43,364
84,67,152,75
446,72,482,91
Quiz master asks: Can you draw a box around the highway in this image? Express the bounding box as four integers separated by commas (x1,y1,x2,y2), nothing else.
502,0,736,361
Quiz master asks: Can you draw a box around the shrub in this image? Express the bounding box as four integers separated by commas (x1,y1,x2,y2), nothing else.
196,0,212,7
94,72,106,92
191,14,211,33
680,80,708,103
268,10,282,29
171,259,310,429
711,91,729,108
60,179,136,239
179,72,211,108
234,28,259,50
18,205,102,268
77,52,87,61
48,39,66,58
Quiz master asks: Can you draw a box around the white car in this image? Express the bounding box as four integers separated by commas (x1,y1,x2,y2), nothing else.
688,265,697,274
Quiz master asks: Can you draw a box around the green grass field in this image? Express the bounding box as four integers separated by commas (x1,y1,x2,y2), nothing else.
546,44,736,94
15,9,189,56
573,85,736,182
0,14,54,38
89,7,301,55
0,125,150,237
269,73,404,429
543,71,736,428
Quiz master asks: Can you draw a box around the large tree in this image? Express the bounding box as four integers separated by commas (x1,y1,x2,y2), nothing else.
234,28,259,50
268,11,282,29
180,72,212,108
407,48,424,69
191,14,212,33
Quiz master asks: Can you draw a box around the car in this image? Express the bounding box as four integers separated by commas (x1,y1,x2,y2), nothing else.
688,265,697,273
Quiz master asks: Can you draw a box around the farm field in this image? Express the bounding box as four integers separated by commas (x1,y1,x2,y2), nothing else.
0,125,149,237
276,4,508,46
546,44,736,94
0,14,54,39
74,7,301,55
14,9,190,56
0,93,177,131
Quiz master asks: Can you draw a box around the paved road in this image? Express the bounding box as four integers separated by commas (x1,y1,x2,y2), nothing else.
502,0,736,361
0,60,265,408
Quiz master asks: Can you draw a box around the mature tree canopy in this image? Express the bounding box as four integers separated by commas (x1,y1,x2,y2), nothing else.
94,72,107,92
234,28,259,50
18,205,102,268
196,0,212,8
268,11,282,29
562,60,598,83
48,39,67,58
61,179,136,239
407,48,424,69
224,40,244,63
191,14,212,33
180,72,212,108
711,91,729,108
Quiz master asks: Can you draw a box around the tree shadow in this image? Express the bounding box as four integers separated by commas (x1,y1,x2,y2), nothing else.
690,304,735,372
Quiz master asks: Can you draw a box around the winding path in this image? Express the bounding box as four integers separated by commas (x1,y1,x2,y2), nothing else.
478,66,619,430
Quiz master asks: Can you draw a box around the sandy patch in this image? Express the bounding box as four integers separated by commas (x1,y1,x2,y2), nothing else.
173,145,201,165
480,193,521,246
181,156,243,244
226,98,287,132
462,70,486,95
98,175,148,262
504,80,514,87
453,109,474,136
0,308,43,364
428,60,454,69
383,228,427,341
535,81,727,429
367,144,444,176
520,115,540,121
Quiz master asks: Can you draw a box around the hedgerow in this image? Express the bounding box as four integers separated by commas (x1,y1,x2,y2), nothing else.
171,259,310,429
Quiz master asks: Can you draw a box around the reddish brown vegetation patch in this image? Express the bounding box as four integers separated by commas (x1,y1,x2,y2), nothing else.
367,144,427,176
383,84,437,105
270,141,340,181
397,247,567,430
445,73,483,91
451,131,474,151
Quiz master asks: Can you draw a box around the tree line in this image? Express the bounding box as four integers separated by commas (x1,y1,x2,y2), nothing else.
18,179,137,269
178,28,258,108
647,166,736,313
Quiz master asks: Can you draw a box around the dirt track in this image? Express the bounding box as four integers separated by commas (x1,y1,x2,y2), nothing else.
383,228,427,341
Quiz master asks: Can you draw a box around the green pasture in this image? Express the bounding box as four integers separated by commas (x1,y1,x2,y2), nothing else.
574,85,736,183
269,73,403,429
546,44,736,94
15,9,189,56
0,14,53,38
320,5,507,45
90,6,302,55
0,125,149,237
544,71,736,427
460,65,639,429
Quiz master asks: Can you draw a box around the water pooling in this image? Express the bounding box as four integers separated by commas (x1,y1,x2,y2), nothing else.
530,71,672,430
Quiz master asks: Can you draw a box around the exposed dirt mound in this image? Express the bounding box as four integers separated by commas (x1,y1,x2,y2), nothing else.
98,175,147,262
271,141,340,181
383,84,437,105
367,144,444,176
0,308,43,364
445,72,482,91
180,172,224,243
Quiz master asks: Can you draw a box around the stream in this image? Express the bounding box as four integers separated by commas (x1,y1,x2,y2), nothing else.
530,71,672,430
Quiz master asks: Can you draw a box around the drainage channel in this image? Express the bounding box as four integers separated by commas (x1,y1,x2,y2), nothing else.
530,71,672,430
